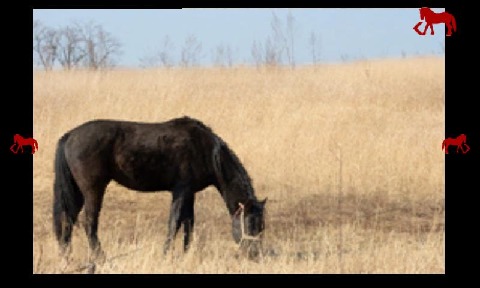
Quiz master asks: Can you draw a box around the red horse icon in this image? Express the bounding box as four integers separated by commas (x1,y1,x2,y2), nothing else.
10,134,38,154
413,7,456,36
442,134,470,154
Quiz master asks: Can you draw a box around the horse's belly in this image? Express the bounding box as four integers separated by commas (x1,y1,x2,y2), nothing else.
112,164,176,192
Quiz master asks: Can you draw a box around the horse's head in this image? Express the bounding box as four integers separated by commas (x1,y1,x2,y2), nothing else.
419,7,431,20
459,134,467,143
232,198,267,258
13,134,21,143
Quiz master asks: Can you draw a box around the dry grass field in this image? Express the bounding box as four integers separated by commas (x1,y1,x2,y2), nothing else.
33,57,445,274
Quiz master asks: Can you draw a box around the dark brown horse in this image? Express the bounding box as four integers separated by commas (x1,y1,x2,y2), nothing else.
53,116,267,264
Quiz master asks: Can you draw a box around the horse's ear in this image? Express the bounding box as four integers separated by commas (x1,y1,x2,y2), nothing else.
261,197,268,206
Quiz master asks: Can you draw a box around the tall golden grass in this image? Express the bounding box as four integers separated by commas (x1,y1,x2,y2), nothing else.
33,57,445,274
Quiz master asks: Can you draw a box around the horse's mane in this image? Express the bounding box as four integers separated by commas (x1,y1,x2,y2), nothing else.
156,116,257,201
419,7,433,18
221,139,255,199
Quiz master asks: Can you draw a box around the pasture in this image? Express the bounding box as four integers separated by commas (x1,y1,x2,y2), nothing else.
33,57,445,273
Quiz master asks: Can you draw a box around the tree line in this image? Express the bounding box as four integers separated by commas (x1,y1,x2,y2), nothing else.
33,20,122,70
33,11,323,70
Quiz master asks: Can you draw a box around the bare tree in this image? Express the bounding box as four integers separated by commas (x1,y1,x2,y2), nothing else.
139,53,158,68
268,10,297,68
269,11,285,66
285,9,296,68
81,22,121,70
140,35,175,68
33,20,59,70
158,35,175,68
57,24,85,70
34,20,121,71
251,40,263,68
213,43,226,67
180,34,202,67
212,43,233,67
309,31,320,65
264,36,280,67
226,44,233,67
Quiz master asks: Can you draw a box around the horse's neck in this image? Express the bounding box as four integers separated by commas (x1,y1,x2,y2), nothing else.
222,180,254,216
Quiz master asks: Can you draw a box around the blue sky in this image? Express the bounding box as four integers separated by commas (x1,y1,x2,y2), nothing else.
33,8,445,68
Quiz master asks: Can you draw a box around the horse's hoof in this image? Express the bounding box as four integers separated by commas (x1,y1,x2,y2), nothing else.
86,263,96,274
90,248,106,265
96,251,107,265
59,256,71,272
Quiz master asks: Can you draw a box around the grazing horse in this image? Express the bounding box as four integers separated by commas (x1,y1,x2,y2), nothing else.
10,134,38,154
414,7,456,36
442,134,470,154
53,116,267,264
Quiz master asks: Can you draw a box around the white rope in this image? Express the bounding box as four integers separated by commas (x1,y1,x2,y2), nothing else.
236,203,263,245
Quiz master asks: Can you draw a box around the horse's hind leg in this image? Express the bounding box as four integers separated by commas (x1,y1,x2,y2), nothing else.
53,183,84,270
446,23,452,36
57,210,82,271
57,205,83,258
81,184,108,263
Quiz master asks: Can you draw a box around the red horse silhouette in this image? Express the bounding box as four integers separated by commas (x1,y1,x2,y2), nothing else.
10,134,38,154
442,134,470,154
413,7,456,36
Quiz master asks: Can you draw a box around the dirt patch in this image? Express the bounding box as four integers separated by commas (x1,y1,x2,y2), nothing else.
272,191,444,234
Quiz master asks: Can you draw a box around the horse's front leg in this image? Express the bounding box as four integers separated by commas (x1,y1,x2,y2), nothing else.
423,23,433,35
463,144,470,154
10,144,18,154
163,187,188,255
413,21,424,35
181,193,195,252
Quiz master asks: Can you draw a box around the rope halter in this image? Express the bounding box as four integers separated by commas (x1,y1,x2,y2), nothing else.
234,203,263,245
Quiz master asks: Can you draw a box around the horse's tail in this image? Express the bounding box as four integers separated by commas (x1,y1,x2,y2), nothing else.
53,133,84,243
451,14,457,32
442,139,446,150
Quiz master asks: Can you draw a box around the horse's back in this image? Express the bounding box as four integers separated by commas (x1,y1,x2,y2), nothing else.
60,117,220,192
62,117,217,154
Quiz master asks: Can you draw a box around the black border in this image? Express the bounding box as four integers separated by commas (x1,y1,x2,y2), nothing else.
11,0,470,285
